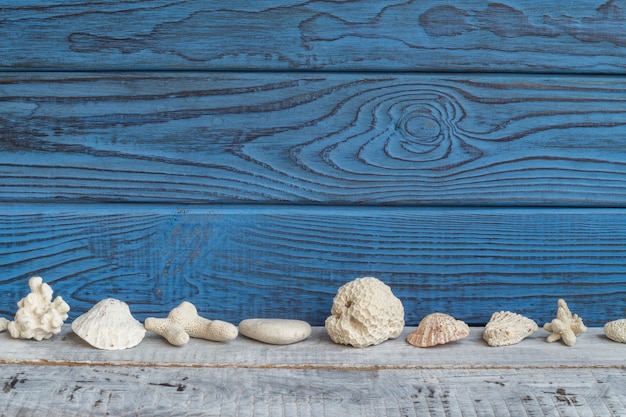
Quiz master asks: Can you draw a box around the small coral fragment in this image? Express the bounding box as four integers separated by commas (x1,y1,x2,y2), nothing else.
483,311,538,347
407,313,469,347
7,276,70,341
543,299,587,346
604,319,626,343
145,301,238,346
325,277,405,348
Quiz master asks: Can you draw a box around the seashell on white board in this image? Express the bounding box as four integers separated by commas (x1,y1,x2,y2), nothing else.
482,311,538,347
406,312,470,348
604,319,626,343
72,298,146,350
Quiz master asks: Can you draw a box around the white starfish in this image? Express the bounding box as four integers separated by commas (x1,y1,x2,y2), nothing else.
543,299,587,346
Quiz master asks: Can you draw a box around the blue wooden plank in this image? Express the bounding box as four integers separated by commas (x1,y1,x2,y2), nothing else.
2,72,626,205
0,204,624,326
1,1,626,72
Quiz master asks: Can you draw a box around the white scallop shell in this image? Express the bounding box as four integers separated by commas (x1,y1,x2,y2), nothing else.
482,311,538,347
72,298,146,350
407,313,469,347
604,319,626,343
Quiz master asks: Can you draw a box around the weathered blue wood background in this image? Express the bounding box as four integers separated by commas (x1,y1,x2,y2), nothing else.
1,1,625,326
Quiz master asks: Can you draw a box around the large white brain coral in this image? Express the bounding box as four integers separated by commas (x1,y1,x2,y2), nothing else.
7,276,70,341
325,277,405,347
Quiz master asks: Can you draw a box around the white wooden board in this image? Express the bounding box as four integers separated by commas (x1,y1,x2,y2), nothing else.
0,327,624,416
1,365,625,417
0,327,623,369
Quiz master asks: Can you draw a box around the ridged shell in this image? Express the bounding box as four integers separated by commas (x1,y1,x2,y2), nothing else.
72,298,146,350
407,313,469,347
604,319,626,343
482,311,538,347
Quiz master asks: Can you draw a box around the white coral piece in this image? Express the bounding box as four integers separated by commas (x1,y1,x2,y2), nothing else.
543,299,587,346
7,276,70,341
604,319,626,343
325,277,405,348
145,301,238,346
483,311,538,347
0,317,9,332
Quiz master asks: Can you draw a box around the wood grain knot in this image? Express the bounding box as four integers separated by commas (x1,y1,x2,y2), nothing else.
340,86,480,172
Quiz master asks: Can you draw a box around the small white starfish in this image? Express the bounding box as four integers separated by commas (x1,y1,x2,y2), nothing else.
543,299,587,346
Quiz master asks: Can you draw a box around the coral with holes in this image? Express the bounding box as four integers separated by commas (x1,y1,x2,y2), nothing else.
325,277,405,348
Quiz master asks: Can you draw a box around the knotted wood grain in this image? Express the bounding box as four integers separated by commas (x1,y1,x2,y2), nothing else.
3,73,626,205
2,1,626,72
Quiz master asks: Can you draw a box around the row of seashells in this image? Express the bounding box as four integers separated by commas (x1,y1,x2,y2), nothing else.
71,298,312,349
0,277,312,349
324,277,625,348
1,276,625,350
407,307,584,348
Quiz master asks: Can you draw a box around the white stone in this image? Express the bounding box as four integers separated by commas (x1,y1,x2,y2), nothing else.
239,318,312,345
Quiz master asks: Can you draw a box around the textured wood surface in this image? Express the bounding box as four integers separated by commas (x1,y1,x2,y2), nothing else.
1,206,625,326
2,1,626,73
4,364,624,416
3,1,626,415
1,328,625,416
3,72,626,205
1,1,625,328
1,327,623,369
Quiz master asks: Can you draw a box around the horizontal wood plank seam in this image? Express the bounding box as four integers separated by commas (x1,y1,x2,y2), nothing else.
0,360,622,371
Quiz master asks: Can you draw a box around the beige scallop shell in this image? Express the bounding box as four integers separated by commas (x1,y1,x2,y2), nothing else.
407,313,470,347
72,298,146,350
604,319,626,343
482,311,538,347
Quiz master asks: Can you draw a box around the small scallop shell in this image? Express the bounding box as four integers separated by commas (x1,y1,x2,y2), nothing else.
482,311,538,347
407,313,470,347
604,319,626,343
72,298,146,350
